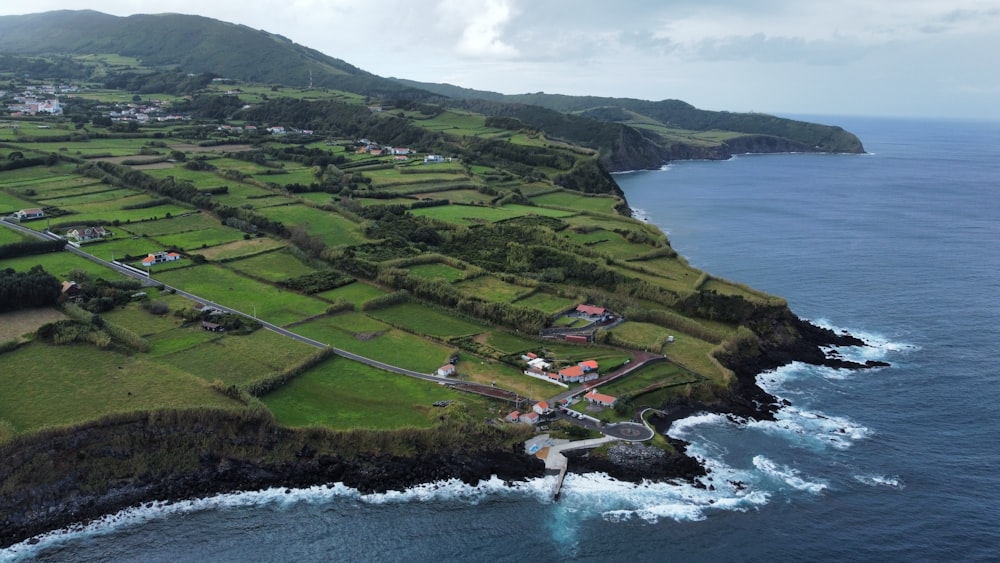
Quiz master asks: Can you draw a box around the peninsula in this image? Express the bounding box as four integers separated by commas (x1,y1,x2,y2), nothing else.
0,10,879,548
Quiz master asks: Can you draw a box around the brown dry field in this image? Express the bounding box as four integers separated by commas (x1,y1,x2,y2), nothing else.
0,308,66,341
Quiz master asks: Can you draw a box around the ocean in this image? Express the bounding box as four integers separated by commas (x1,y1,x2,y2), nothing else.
4,116,999,562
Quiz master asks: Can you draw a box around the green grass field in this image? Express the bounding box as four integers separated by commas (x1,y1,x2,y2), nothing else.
511,291,578,316
156,329,317,386
0,251,129,281
368,302,485,339
0,226,27,244
406,262,466,282
455,276,531,302
482,331,543,355
0,341,240,434
155,264,328,326
292,313,453,373
316,281,387,305
263,357,470,429
226,249,316,282
256,204,368,247
598,361,705,398
531,191,622,214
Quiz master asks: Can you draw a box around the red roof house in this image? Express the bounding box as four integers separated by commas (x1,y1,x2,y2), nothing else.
585,389,617,408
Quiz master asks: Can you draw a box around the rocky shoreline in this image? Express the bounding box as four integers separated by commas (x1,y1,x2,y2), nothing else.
0,311,885,550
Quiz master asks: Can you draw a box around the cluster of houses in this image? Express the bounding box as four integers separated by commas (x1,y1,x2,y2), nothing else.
521,352,601,384
355,139,412,160
505,388,619,426
4,84,78,116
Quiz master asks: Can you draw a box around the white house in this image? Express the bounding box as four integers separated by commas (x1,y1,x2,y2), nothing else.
14,208,44,221
533,401,550,415
66,226,109,242
423,155,445,164
519,411,540,425
436,364,456,377
584,389,617,408
141,251,182,266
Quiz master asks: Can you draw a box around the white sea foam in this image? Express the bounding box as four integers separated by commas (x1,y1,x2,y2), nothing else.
753,456,828,494
854,473,904,489
0,477,554,561
811,318,920,363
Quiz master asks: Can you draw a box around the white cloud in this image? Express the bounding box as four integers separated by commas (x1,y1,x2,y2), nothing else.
437,0,519,58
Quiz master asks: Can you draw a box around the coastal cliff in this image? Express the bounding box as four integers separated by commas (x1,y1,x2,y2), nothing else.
0,305,885,549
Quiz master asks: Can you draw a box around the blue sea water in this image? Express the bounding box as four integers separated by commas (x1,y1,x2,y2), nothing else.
5,116,1000,562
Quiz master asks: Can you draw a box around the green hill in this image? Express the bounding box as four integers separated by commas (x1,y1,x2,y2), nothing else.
0,10,864,170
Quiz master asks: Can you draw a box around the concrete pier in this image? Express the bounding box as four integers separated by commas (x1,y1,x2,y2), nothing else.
527,435,619,500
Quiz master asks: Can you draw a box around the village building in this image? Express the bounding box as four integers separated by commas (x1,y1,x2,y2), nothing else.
65,226,109,242
576,304,609,321
533,401,550,415
423,154,445,163
557,361,600,383
436,364,456,377
584,389,617,408
505,411,521,423
519,411,540,425
14,208,44,221
201,321,224,332
141,251,182,266
60,280,81,299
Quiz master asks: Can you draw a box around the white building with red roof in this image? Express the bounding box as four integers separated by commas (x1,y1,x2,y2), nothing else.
584,389,617,408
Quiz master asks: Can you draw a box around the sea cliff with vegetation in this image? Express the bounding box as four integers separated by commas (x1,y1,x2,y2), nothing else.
0,10,874,547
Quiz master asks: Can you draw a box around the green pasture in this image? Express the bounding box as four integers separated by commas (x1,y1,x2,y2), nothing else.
454,356,557,400
206,183,295,209
256,204,367,247
0,162,77,185
406,262,466,282
294,192,339,206
196,237,286,261
34,187,137,207
0,341,239,434
226,249,316,282
455,276,530,302
0,191,37,213
368,302,486,339
29,180,112,200
660,335,727,382
610,321,674,348
409,189,492,205
144,165,227,188
155,264,328,326
0,125,76,141
154,226,245,251
410,204,525,225
0,251,128,281
598,361,706,399
512,293,576,319
564,228,652,260
34,138,156,157
157,328,317,386
89,235,160,261
120,212,219,236
316,281,387,305
0,226,26,244
66,200,191,224
253,165,318,187
483,331,543,355
263,357,467,430
293,313,452,373
532,191,621,214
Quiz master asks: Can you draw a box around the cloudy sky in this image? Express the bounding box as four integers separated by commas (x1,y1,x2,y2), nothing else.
4,1,1000,119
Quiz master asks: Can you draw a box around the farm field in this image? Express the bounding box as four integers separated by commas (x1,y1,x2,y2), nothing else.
256,204,368,247
531,191,622,214
263,357,474,430
406,262,466,282
155,264,328,326
0,191,40,212
183,237,285,261
511,291,577,316
455,276,530,302
292,313,453,374
0,251,129,281
0,225,27,244
368,302,486,339
316,281,387,305
598,361,705,398
156,329,317,386
0,307,67,341
454,356,557,400
0,341,239,433
226,249,316,282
